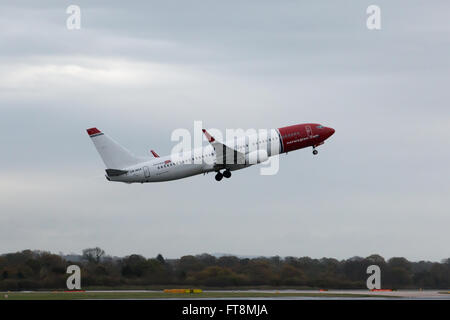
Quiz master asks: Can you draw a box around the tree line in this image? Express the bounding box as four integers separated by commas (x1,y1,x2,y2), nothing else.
0,248,449,290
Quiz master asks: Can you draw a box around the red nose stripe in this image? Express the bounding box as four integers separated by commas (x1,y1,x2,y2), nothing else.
87,128,101,136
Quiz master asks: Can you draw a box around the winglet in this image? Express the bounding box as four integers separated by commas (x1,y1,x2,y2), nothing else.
150,150,160,158
86,127,102,137
202,129,215,142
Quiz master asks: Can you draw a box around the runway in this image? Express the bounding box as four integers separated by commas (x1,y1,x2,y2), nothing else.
4,289,449,300
83,289,450,300
205,289,450,299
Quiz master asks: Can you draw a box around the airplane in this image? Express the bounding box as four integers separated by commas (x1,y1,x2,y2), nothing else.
86,123,335,183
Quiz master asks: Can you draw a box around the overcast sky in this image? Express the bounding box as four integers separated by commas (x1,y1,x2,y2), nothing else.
1,1,449,261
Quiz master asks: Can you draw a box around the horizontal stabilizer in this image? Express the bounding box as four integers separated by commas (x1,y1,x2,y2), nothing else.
105,169,128,177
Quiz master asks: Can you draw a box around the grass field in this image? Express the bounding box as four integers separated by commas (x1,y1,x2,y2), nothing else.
0,291,386,300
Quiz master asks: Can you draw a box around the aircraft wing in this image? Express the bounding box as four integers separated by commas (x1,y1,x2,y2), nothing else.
202,129,246,167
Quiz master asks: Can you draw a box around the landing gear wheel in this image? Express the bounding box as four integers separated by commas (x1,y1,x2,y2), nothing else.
313,149,318,155
215,172,223,181
223,170,231,178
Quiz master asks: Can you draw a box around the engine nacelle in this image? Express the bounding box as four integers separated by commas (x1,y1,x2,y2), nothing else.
246,150,269,165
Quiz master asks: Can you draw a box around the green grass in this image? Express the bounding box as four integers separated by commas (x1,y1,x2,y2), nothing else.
0,291,388,300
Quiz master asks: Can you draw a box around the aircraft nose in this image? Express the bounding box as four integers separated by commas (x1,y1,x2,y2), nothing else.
327,127,335,137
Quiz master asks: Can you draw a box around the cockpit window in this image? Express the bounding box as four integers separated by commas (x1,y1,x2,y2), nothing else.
316,125,324,129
